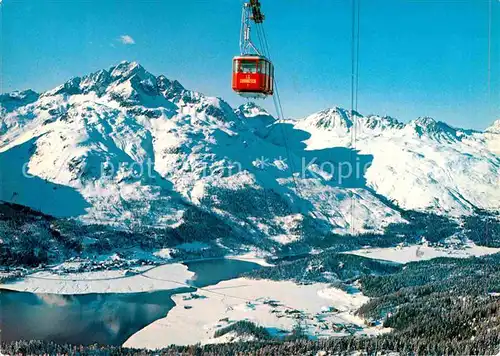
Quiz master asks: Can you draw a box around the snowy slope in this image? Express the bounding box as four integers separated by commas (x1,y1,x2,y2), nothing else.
0,61,498,244
293,108,500,216
485,119,500,154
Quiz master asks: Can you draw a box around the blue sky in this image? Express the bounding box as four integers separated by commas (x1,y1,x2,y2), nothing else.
1,0,498,130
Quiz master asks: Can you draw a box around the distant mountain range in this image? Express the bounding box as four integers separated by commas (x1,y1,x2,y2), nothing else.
1,61,499,244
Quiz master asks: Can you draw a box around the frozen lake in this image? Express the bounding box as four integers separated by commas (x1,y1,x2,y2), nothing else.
0,258,263,346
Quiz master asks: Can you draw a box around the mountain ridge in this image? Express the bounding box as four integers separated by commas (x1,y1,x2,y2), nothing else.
2,60,497,132
1,61,499,244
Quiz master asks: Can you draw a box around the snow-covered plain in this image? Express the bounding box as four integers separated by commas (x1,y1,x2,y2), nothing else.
0,263,193,294
345,243,500,264
123,278,388,349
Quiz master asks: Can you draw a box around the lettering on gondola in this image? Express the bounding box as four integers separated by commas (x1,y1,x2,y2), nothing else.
240,77,257,84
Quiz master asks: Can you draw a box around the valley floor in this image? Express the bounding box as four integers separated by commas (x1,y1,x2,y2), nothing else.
0,253,271,295
123,277,389,349
2,244,499,350
0,263,194,294
345,242,500,263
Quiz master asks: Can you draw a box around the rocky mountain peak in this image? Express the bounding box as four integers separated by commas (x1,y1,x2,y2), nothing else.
486,119,500,134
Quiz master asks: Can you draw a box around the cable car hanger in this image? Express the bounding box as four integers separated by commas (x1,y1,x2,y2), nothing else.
240,0,264,56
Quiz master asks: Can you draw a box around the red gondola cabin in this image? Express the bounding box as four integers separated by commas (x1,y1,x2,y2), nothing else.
232,55,274,98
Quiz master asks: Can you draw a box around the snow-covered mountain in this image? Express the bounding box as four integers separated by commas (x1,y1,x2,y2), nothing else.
0,61,498,244
485,119,500,155
293,109,500,215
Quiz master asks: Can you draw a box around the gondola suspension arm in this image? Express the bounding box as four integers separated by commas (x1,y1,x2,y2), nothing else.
240,0,265,55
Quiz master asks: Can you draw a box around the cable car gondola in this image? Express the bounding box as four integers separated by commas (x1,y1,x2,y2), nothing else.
232,0,274,98
232,55,274,98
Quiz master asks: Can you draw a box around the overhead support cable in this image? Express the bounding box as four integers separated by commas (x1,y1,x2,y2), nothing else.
350,0,361,235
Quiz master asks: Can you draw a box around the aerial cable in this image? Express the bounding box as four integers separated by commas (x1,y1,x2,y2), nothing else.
262,17,342,223
350,0,361,235
258,23,272,60
488,0,492,97
350,0,356,235
258,24,271,59
355,0,361,115
255,23,266,57
257,22,306,205
238,2,331,232
259,23,333,224
256,25,266,58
